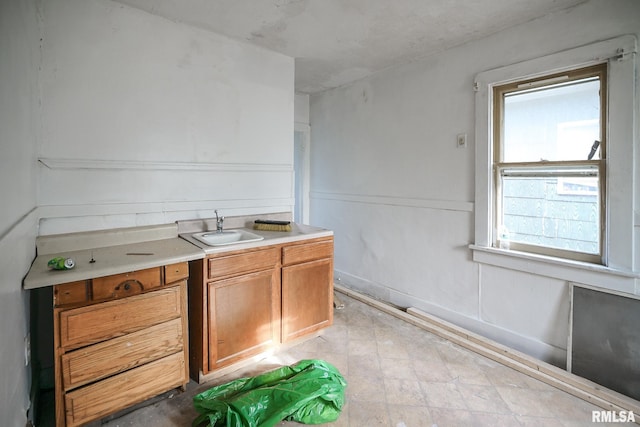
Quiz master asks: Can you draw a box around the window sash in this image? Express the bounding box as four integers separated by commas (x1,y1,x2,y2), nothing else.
494,161,605,263
493,64,608,164
491,63,607,264
496,161,601,177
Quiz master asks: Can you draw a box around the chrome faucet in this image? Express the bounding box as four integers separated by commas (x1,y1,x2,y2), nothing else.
215,210,224,233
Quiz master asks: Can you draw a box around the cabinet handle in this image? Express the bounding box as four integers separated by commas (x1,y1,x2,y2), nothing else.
115,279,144,293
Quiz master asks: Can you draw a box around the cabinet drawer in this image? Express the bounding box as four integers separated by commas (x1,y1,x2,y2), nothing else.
61,318,184,391
64,352,185,427
282,240,333,266
59,285,183,350
208,248,279,280
165,262,189,284
92,267,162,301
54,281,89,307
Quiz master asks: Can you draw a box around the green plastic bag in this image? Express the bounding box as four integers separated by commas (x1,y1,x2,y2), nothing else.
192,359,347,427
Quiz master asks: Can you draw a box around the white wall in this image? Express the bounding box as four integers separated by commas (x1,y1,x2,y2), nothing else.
310,0,640,367
0,0,295,423
38,0,295,235
295,93,310,125
0,0,40,424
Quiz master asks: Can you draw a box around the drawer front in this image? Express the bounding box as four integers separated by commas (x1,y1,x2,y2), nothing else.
282,240,333,266
92,267,162,301
208,247,279,280
64,352,185,427
54,281,88,307
165,262,189,284
61,318,184,391
59,285,183,350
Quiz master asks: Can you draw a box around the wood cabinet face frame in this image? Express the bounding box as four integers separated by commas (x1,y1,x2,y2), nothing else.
52,263,189,427
281,238,334,343
282,257,333,342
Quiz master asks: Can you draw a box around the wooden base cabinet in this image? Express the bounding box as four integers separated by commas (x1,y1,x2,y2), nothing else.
189,247,280,378
282,239,333,342
189,236,333,382
52,263,190,427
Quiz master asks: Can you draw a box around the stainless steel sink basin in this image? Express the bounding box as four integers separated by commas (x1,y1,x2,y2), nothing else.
192,229,264,247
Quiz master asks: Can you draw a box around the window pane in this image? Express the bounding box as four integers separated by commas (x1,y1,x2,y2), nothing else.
503,78,601,162
500,175,600,255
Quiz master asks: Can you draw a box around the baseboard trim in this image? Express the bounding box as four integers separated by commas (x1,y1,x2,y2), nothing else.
334,269,565,366
335,283,640,422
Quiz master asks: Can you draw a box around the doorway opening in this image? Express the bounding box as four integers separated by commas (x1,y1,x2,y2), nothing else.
293,123,310,224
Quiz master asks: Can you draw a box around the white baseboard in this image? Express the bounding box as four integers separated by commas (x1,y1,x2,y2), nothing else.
334,269,565,366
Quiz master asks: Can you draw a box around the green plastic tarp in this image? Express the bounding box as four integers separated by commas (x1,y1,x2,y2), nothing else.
192,359,347,427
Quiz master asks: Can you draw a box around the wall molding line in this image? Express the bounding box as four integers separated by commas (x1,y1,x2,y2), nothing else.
37,198,295,219
311,190,474,212
0,207,38,243
38,158,292,173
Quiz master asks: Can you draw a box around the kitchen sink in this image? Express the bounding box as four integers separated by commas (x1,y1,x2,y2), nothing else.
192,229,264,247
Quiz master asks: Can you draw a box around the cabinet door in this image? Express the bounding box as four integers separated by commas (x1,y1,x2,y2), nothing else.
208,269,280,369
281,258,333,342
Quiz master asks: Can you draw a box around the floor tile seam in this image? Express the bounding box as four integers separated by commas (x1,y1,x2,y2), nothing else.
455,382,515,412
490,394,591,422
417,402,525,420
492,382,592,419
381,377,428,408
456,403,520,417
379,371,420,382
513,413,570,420
345,328,376,340
374,344,413,360
385,403,441,427
415,382,470,412
383,401,394,427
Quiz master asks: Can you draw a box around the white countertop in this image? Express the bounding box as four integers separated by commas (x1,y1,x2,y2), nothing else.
23,221,333,290
23,237,204,289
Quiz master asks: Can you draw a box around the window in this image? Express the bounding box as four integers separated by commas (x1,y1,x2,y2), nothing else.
473,35,636,285
493,64,606,263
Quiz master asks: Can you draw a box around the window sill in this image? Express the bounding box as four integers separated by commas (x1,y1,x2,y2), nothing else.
469,244,639,294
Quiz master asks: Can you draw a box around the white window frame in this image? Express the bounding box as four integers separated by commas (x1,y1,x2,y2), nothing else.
471,35,638,293
493,63,607,264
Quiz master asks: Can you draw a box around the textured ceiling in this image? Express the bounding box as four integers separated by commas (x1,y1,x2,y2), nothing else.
112,0,587,93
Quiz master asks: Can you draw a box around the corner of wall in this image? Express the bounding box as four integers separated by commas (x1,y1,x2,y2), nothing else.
0,208,38,427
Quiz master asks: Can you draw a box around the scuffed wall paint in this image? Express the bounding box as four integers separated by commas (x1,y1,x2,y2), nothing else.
310,0,640,366
0,0,40,424
38,0,295,235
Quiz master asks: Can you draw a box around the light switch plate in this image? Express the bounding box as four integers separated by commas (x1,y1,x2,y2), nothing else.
457,133,467,148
